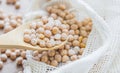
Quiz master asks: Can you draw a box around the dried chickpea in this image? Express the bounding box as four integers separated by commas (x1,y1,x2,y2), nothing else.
75,30,80,35
68,49,76,56
54,34,61,40
44,24,53,30
71,24,78,30
0,20,4,28
16,57,23,66
36,27,44,34
77,22,82,28
59,4,66,10
82,38,87,44
51,13,57,19
38,34,45,39
44,30,52,38
41,16,48,24
73,40,79,46
36,21,44,28
69,30,75,35
74,35,79,40
31,38,37,46
48,50,55,57
62,55,69,63
6,0,16,4
33,56,39,61
5,49,11,57
24,29,31,34
10,52,16,60
33,51,39,57
80,30,88,37
46,42,53,48
46,61,50,65
24,34,31,43
79,48,84,55
46,6,52,13
1,54,7,62
68,35,74,42
80,43,85,48
30,22,37,29
4,25,13,33
61,33,67,41
15,1,20,9
1,49,6,53
55,54,62,62
65,45,70,50
70,55,77,61
39,40,46,48
21,51,26,59
0,61,3,69
41,55,48,62
51,60,58,67
52,27,59,35
60,50,68,56
15,50,21,57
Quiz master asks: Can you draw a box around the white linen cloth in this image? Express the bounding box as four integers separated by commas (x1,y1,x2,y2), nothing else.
23,0,120,73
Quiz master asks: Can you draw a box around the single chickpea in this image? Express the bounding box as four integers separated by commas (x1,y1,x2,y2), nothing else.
1,54,7,62
60,50,68,56
41,55,48,62
62,29,68,34
39,40,46,48
74,35,79,40
79,48,84,55
42,51,48,56
10,19,17,27
54,34,61,40
85,25,92,31
15,1,20,9
69,30,75,35
71,24,78,30
55,54,61,62
62,55,69,63
30,29,36,34
36,21,44,28
46,42,53,48
41,16,48,24
73,40,79,46
31,38,38,46
70,55,77,61
16,57,23,66
24,34,31,43
59,4,66,10
5,49,11,57
53,5,59,9
75,30,80,35
44,38,49,42
44,24,53,30
80,43,86,48
79,36,83,43
6,0,16,4
68,35,74,42
73,46,80,54
51,13,57,19
30,22,37,29
55,40,62,45
33,51,39,57
51,60,58,67
48,50,55,57
46,6,52,13
52,27,59,35
58,45,64,49
1,49,6,53
0,61,3,69
68,49,76,56
15,50,21,57
21,51,26,59
61,33,67,41
77,22,83,28
58,12,66,18
24,29,31,34
80,30,87,37
44,30,52,38
30,34,36,39
38,34,45,39
4,25,13,33
33,56,40,61
0,20,4,28
65,13,74,20
10,52,16,61
51,9,58,14
65,44,70,50
46,61,51,65
36,27,45,34
82,38,87,44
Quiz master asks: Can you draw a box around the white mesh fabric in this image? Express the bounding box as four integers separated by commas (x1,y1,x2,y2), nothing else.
23,0,120,73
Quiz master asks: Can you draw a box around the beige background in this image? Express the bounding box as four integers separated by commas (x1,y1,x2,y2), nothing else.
0,0,32,73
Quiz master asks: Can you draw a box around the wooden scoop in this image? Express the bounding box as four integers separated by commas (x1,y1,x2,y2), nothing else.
0,21,69,50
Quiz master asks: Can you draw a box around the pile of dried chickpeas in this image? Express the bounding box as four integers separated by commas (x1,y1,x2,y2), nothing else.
0,3,92,70
23,4,92,67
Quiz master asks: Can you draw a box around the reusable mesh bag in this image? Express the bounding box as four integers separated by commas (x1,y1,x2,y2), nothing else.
22,0,120,73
